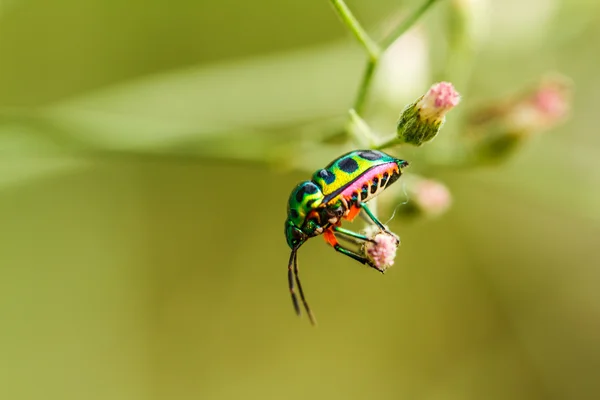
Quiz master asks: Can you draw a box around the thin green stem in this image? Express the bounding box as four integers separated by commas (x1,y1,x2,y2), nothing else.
374,135,401,150
347,108,376,147
381,0,442,49
329,0,381,61
353,59,377,114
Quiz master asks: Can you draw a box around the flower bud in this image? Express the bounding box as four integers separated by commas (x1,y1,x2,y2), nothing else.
468,73,572,163
411,179,452,217
506,74,571,133
395,177,452,219
396,82,461,146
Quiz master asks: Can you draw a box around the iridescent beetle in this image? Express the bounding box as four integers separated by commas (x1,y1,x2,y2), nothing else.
285,149,409,324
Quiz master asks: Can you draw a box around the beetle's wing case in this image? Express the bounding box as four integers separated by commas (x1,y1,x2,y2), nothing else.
311,150,406,204
311,150,399,196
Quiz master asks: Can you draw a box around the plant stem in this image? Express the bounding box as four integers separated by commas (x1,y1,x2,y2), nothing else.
357,0,441,114
329,0,381,61
347,108,376,147
354,59,377,115
380,0,442,49
374,135,401,150
329,0,442,146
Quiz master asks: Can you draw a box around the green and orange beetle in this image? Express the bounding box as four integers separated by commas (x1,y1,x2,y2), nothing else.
285,149,409,324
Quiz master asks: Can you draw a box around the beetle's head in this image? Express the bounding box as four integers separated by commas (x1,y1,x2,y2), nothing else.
285,219,308,250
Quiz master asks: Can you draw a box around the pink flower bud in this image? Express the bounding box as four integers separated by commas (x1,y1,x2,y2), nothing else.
396,82,461,146
473,74,572,135
418,82,462,123
508,76,571,132
467,73,572,163
412,179,452,217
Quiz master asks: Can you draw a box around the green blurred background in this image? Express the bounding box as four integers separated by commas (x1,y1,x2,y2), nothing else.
1,0,599,399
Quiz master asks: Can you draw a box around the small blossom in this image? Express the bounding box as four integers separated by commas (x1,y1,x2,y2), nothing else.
396,82,461,146
420,82,461,121
386,177,453,219
412,179,452,217
361,225,399,272
506,75,571,133
468,73,572,163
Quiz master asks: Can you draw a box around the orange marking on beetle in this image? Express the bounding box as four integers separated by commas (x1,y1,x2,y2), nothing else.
344,205,361,222
323,228,338,247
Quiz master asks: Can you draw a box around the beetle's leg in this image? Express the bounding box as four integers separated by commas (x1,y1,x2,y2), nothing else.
359,203,400,244
359,203,387,231
358,208,372,224
360,203,396,236
335,245,382,272
333,226,374,243
323,228,383,273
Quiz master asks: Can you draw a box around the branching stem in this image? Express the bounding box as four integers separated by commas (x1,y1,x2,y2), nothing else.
329,0,381,61
380,0,442,50
329,0,442,147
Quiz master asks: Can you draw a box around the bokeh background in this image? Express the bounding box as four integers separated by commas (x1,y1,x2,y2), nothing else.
1,0,599,399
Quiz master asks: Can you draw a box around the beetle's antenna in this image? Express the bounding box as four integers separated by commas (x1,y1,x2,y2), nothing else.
293,251,317,326
288,250,300,316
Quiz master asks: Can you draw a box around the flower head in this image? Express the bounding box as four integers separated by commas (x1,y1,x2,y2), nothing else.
361,225,399,272
396,82,461,146
384,176,453,219
467,73,573,163
419,82,462,122
506,75,571,133
412,179,452,217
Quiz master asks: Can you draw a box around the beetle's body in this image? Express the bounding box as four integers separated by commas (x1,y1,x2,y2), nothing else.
285,150,408,247
284,149,409,325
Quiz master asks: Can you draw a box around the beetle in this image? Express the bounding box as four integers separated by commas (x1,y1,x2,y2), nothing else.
284,149,409,324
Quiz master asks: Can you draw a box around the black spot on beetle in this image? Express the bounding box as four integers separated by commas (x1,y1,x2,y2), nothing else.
386,170,401,187
361,184,369,200
381,172,389,187
306,199,315,208
357,150,383,161
295,182,318,202
305,183,318,194
316,169,336,184
338,157,359,174
290,209,299,219
370,182,378,194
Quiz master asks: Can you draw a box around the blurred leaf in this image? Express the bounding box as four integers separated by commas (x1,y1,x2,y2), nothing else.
37,41,363,150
